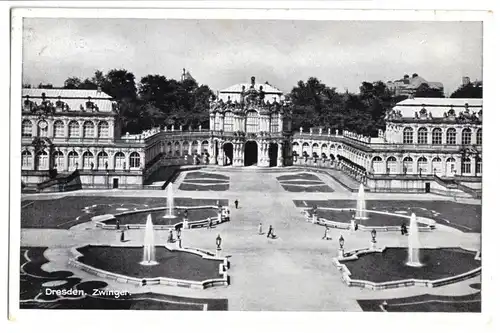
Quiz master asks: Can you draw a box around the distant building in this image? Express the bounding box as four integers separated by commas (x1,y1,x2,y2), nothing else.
180,68,195,82
386,73,444,97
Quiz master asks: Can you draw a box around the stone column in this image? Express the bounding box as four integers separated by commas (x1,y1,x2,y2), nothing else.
217,144,224,165
455,155,462,176
470,156,476,176
197,141,202,155
277,141,283,167
63,148,69,171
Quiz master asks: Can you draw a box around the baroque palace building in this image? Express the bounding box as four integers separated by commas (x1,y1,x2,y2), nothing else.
20,79,482,197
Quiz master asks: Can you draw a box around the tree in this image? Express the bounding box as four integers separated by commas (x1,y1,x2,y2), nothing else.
414,83,444,98
102,69,137,101
38,83,54,89
450,81,482,98
63,77,82,89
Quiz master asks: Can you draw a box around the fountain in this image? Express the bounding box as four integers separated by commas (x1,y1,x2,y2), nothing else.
163,183,176,218
140,214,158,266
406,213,423,267
354,184,368,220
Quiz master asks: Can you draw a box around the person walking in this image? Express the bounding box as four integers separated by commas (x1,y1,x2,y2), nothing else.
235,199,239,209
322,226,331,240
267,225,274,238
258,222,263,235
120,229,126,242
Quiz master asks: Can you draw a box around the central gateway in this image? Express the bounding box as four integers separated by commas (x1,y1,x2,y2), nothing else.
208,76,294,167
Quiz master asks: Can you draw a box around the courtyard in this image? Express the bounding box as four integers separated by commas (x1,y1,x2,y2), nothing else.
20,167,481,311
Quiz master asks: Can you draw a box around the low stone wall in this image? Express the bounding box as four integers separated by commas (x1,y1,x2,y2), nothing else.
68,245,230,289
332,247,481,290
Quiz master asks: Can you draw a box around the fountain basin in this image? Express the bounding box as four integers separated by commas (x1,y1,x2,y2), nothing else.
333,247,481,290
69,245,230,289
307,208,435,231
93,205,229,230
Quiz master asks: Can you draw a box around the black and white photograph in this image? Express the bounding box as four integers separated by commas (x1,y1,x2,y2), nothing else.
5,3,498,331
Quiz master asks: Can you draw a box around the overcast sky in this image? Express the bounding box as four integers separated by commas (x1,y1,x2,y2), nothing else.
22,18,482,96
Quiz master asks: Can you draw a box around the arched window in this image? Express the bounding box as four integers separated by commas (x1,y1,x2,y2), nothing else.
201,140,209,154
446,128,456,145
292,142,299,155
37,120,48,137
372,156,383,174
321,144,328,155
223,112,233,132
173,142,180,156
68,151,79,170
166,142,172,155
417,128,428,144
53,151,64,171
82,151,94,169
83,121,94,138
445,157,455,176
214,112,222,131
21,150,32,169
114,152,125,170
270,113,279,133
246,111,259,133
22,120,32,138
476,129,482,145
191,141,199,154
432,128,442,145
129,152,141,168
53,120,64,137
386,156,397,174
461,157,471,174
476,157,482,174
68,121,79,138
403,156,413,174
431,157,442,175
417,157,428,174
403,127,413,144
302,142,310,156
461,128,472,145
97,151,108,169
312,143,320,157
182,141,189,155
36,150,48,170
98,121,109,138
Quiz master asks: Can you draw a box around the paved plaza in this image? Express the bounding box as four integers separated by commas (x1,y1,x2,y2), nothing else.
20,167,481,311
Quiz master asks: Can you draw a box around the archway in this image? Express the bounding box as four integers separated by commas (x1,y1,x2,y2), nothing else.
244,141,258,166
268,143,278,167
222,142,233,166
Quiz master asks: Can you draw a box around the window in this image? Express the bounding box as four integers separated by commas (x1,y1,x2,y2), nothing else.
68,121,79,138
446,128,456,145
22,120,32,138
372,156,383,174
21,151,32,169
417,157,428,174
174,142,180,156
403,157,413,174
223,112,233,132
312,143,320,157
53,120,64,137
114,152,125,169
302,142,309,156
461,128,472,145
83,121,94,138
68,151,79,170
129,152,141,168
403,127,413,144
321,144,328,155
214,113,222,131
53,151,64,170
270,113,279,133
38,120,48,137
83,151,94,169
36,150,48,170
98,121,109,138
182,141,189,155
201,140,209,154
166,142,172,155
246,111,259,133
431,157,442,175
191,141,198,154
97,151,108,169
417,128,428,144
445,158,455,176
292,142,299,156
387,156,397,174
476,157,482,174
476,129,482,145
461,157,471,174
432,128,442,145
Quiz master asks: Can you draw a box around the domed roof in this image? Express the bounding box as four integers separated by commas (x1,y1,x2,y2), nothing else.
218,76,283,104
